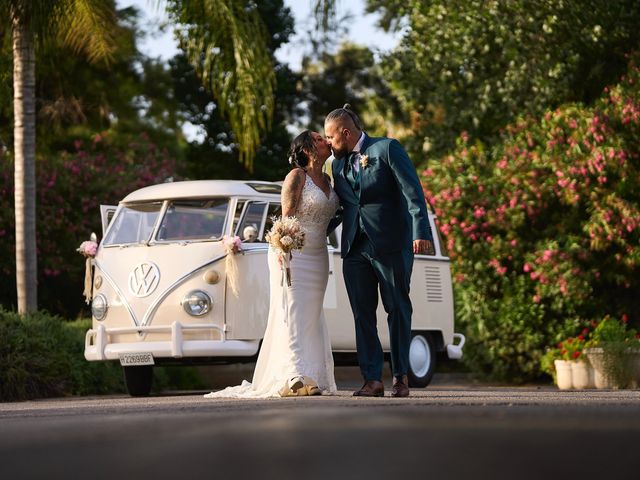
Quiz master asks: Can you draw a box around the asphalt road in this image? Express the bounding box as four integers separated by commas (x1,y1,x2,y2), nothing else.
2,373,639,480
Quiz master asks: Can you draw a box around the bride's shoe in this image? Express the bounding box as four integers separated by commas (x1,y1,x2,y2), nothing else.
279,376,322,397
289,376,305,394
306,385,322,396
279,376,306,397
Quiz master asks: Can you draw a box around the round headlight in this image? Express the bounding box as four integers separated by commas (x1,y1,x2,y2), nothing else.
92,294,108,321
182,290,212,316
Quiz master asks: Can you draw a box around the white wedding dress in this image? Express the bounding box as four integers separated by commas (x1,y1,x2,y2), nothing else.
205,174,339,398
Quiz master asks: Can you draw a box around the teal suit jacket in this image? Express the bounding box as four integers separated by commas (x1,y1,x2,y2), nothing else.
331,134,432,258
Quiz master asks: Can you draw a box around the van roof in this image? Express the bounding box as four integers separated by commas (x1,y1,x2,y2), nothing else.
122,180,282,203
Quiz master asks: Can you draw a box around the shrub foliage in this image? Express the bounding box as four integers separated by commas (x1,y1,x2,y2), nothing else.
0,133,177,315
424,56,640,381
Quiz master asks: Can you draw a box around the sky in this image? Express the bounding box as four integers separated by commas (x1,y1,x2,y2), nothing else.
116,0,400,69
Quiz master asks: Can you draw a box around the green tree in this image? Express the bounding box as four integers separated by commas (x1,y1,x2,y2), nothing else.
423,56,640,381
301,43,405,139
2,0,117,313
168,0,297,181
380,0,640,157
165,0,279,171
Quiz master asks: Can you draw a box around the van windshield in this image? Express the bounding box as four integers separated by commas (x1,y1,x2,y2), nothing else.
103,202,163,246
156,199,229,241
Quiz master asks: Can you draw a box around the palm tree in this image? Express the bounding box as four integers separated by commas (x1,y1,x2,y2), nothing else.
2,0,117,313
164,0,337,170
4,0,335,313
166,0,275,171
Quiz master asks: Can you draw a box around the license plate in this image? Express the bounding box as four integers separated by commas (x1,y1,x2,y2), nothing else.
119,352,155,366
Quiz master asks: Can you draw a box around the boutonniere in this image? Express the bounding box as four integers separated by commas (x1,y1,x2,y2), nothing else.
359,154,369,169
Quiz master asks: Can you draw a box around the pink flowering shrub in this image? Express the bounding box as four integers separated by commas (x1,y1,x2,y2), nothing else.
423,55,640,381
0,132,176,315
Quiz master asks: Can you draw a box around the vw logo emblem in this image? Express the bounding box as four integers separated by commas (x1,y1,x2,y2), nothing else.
128,262,161,297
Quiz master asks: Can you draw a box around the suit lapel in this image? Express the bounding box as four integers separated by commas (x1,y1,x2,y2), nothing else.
358,134,373,195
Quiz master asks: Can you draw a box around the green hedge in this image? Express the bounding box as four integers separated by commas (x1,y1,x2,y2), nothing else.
0,309,207,401
422,54,640,382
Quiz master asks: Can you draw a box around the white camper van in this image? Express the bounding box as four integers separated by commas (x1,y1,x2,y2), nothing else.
84,180,464,395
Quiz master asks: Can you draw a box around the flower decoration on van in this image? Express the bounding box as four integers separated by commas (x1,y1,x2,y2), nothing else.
265,216,306,287
359,154,369,169
77,238,99,304
222,235,243,297
77,240,98,258
222,235,243,255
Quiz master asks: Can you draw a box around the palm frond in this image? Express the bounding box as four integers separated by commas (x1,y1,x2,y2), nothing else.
171,0,275,171
53,0,117,65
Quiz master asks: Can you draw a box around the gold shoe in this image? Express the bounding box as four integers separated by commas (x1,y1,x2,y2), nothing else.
307,385,322,396
289,376,305,394
279,376,306,397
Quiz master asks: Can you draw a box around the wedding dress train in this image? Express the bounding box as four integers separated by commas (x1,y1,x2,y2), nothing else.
205,174,339,398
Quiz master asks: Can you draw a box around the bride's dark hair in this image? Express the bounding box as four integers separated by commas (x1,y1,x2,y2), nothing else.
287,130,315,170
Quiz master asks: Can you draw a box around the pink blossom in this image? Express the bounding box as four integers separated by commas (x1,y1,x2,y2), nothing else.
77,240,98,257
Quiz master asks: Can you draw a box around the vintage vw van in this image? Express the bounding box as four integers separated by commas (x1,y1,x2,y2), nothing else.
84,180,465,395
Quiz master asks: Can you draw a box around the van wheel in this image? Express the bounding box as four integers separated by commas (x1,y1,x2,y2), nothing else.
408,333,436,388
123,366,153,397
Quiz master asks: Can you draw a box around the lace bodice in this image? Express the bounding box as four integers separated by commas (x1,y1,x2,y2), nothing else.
297,174,339,249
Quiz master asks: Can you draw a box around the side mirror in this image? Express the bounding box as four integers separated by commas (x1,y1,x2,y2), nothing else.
90,232,97,243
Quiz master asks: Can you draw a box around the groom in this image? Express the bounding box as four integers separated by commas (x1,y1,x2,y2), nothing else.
325,105,433,398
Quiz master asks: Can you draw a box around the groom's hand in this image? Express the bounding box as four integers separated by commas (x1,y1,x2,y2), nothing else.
413,239,434,255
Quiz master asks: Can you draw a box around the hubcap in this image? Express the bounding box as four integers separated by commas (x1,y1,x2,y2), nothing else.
409,335,431,378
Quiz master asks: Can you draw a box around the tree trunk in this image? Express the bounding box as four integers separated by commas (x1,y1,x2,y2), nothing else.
13,16,38,313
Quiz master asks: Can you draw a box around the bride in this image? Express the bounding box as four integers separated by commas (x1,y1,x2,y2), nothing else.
205,130,339,398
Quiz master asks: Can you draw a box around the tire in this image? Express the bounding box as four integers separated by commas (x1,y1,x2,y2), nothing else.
123,365,153,397
407,332,436,388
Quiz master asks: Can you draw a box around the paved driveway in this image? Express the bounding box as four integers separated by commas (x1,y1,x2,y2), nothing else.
2,379,639,480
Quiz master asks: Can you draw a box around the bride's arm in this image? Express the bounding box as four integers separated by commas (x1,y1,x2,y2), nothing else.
281,168,305,217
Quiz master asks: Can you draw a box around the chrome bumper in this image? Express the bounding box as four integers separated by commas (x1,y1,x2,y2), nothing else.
84,322,260,361
446,333,466,360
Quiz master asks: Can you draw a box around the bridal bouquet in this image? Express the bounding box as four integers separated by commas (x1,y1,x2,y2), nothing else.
265,216,305,286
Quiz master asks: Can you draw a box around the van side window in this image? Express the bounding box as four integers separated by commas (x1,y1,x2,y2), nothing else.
263,203,282,239
231,200,246,235
236,202,267,242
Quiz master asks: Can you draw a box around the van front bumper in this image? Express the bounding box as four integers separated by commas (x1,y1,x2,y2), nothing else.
84,322,260,361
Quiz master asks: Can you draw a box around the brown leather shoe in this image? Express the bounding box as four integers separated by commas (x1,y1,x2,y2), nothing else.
391,376,410,398
353,380,384,397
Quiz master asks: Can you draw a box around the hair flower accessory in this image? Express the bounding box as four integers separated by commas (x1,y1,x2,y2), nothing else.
359,154,369,169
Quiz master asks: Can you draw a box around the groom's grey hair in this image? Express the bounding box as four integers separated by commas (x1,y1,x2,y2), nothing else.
325,103,363,131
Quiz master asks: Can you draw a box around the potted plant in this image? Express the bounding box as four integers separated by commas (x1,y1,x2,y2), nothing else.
584,315,640,389
541,332,591,390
